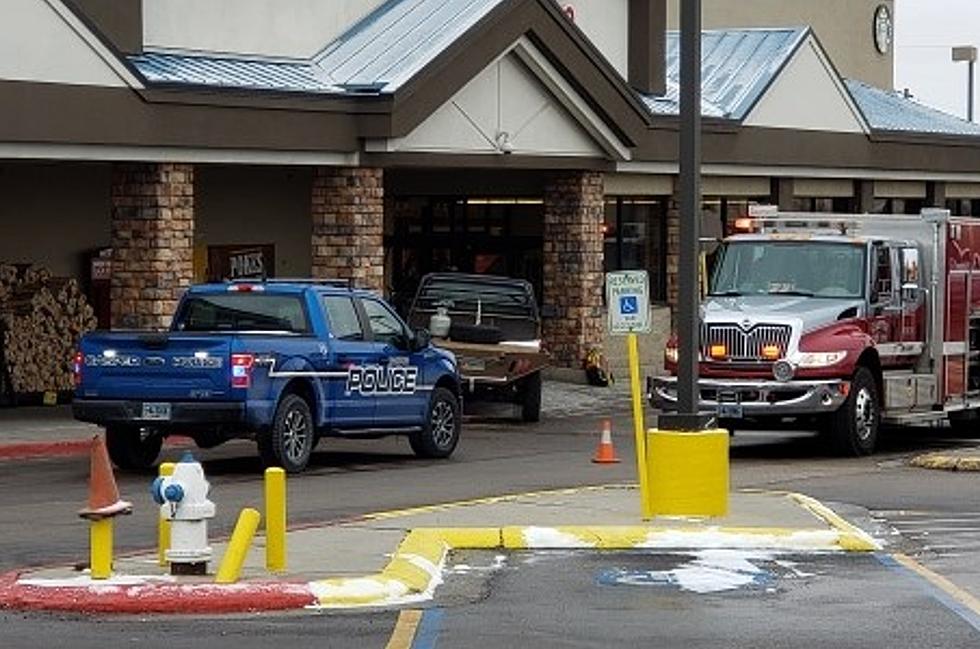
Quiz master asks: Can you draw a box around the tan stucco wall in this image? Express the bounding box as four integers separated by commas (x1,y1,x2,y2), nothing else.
195,166,313,279
0,162,111,278
144,0,384,57
1,0,127,87
667,0,894,89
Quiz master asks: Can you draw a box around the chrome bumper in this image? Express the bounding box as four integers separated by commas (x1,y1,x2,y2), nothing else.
649,376,848,417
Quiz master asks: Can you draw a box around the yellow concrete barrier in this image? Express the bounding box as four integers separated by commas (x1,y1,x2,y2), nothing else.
645,429,729,517
157,462,175,567
264,467,287,573
215,508,261,584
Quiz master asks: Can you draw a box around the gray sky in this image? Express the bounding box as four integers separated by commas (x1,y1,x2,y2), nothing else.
896,0,980,118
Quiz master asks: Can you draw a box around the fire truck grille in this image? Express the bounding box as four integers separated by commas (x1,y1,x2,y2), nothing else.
701,324,792,361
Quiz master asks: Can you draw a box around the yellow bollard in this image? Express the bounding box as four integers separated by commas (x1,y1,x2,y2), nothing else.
645,428,730,517
90,518,113,579
157,462,176,567
264,467,287,573
215,508,261,584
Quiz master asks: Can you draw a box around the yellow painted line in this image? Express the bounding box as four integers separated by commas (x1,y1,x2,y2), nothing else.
891,553,980,618
786,493,880,552
385,609,423,649
910,454,980,472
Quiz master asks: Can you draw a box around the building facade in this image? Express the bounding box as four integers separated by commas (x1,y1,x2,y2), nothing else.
2,0,979,376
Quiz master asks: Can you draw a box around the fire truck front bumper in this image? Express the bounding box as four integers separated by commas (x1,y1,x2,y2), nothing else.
649,376,848,419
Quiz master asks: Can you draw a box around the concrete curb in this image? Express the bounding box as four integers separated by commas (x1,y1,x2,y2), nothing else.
909,453,980,472
0,436,193,462
0,439,93,461
0,487,880,613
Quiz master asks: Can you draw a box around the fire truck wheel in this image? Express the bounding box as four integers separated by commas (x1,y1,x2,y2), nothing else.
106,425,163,472
259,393,314,473
826,366,879,456
410,387,460,458
948,410,979,437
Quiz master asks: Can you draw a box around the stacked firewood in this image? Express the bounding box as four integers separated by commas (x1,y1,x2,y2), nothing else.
0,264,98,395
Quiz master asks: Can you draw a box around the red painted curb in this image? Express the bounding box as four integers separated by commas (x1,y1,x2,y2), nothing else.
0,570,317,614
0,440,92,461
0,437,193,462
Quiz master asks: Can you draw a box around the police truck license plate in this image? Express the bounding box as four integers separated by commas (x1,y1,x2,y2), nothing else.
142,403,171,421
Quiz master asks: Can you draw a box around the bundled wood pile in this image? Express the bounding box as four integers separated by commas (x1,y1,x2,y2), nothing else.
0,264,98,397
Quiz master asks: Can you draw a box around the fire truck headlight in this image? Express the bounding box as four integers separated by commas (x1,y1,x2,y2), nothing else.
796,351,847,368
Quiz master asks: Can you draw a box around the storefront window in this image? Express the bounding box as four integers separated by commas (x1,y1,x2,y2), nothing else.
386,197,544,315
603,198,667,302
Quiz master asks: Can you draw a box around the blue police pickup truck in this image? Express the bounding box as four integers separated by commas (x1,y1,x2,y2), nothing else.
72,280,462,473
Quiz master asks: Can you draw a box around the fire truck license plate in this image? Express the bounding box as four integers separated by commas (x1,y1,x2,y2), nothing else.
717,403,743,418
142,403,172,421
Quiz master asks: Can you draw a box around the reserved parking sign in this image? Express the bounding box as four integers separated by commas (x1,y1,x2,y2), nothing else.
606,270,651,335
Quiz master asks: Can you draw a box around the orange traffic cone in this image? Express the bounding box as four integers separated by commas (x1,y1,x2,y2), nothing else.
79,435,133,520
592,420,621,464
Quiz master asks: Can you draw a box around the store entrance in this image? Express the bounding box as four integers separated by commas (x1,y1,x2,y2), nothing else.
386,196,543,315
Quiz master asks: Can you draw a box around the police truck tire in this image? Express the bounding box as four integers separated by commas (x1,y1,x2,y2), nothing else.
826,366,879,456
259,393,314,473
410,387,460,459
519,371,543,423
105,425,162,471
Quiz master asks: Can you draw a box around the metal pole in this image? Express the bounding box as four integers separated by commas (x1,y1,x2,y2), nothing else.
677,0,701,418
969,59,975,122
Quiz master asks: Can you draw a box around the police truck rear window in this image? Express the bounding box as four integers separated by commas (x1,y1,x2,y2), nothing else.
174,294,310,333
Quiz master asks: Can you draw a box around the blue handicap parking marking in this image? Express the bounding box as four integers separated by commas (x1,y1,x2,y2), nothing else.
619,295,638,314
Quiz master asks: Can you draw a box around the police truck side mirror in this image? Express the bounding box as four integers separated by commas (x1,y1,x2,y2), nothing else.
412,328,431,352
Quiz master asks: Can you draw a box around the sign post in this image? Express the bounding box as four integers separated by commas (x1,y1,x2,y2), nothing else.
606,270,652,517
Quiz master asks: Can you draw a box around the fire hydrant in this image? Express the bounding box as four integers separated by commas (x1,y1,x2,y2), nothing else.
150,452,215,575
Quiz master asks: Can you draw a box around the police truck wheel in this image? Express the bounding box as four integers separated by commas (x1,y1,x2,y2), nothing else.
259,394,314,473
519,372,543,423
105,425,162,471
410,387,460,458
826,366,879,456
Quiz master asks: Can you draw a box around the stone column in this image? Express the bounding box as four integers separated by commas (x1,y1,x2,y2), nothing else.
311,167,384,294
542,171,604,368
110,163,194,330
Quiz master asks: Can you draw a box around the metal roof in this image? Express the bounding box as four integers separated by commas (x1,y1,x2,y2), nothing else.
845,79,980,138
130,0,507,95
642,28,807,120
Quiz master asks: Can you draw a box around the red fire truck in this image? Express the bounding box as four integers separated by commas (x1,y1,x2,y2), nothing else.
651,206,980,455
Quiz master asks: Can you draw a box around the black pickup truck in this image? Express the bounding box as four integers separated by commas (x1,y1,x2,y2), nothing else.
407,273,549,422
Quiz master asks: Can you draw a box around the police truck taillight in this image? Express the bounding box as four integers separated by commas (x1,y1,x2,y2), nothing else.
72,351,83,387
230,354,255,389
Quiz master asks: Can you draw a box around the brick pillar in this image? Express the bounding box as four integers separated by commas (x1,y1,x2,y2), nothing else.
110,163,194,330
311,167,384,293
542,171,604,368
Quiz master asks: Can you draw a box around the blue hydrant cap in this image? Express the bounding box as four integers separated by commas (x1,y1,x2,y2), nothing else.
164,483,185,503
150,477,166,505
179,451,196,464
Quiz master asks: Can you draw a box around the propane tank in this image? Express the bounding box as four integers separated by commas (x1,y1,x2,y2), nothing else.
429,303,451,338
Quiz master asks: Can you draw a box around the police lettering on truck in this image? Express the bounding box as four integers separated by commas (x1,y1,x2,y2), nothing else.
346,365,419,395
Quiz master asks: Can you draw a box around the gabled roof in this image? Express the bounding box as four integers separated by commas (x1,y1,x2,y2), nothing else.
845,79,980,139
130,0,510,95
643,28,807,120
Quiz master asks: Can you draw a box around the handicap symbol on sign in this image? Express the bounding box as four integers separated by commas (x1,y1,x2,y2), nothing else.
619,295,638,315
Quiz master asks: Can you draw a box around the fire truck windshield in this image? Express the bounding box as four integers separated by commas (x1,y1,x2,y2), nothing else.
709,241,866,299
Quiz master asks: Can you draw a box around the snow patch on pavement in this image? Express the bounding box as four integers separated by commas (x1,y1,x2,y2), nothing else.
638,527,842,551
522,527,591,548
18,574,177,589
